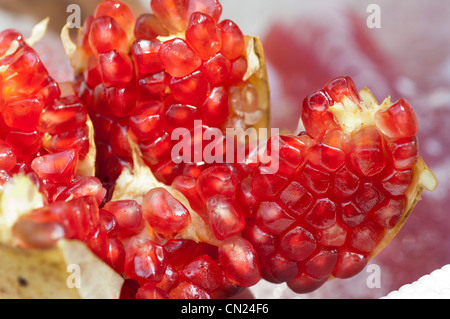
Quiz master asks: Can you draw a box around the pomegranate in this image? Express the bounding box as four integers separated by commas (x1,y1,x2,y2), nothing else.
243,76,436,293
62,0,270,189
0,0,437,300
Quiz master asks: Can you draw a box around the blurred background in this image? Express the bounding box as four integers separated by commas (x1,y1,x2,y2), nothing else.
0,0,449,299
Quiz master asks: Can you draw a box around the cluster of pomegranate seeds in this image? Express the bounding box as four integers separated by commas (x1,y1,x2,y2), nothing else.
75,0,260,188
242,76,419,293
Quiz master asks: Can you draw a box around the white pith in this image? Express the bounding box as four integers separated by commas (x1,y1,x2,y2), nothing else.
328,88,392,135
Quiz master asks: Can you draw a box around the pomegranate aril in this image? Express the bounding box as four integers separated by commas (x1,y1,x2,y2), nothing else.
348,126,386,177
100,209,120,238
301,89,339,139
279,181,314,217
318,222,347,247
264,135,308,177
3,99,44,131
6,130,42,161
98,50,134,87
280,226,317,262
218,19,245,61
171,175,206,218
110,119,132,160
341,201,366,228
304,248,338,279
142,187,191,235
324,76,361,104
38,97,87,135
43,126,90,160
307,134,346,173
355,182,386,214
30,149,78,184
103,200,144,238
260,252,298,283
134,13,169,40
138,71,168,100
202,86,229,126
251,166,288,199
165,104,198,131
0,139,16,172
88,16,129,55
201,53,231,86
169,281,211,299
305,198,337,230
218,237,261,287
331,164,361,199
226,56,248,85
371,197,406,229
242,221,276,257
105,84,137,118
349,221,385,253
136,282,170,299
256,201,295,235
375,98,418,139
55,176,106,205
94,0,136,37
157,264,180,292
124,237,167,284
332,250,369,279
186,0,223,23
235,177,258,218
159,38,202,78
297,163,331,195
181,255,224,292
132,39,164,76
196,165,238,201
206,195,244,240
151,0,188,33
381,167,413,196
287,271,328,294
139,132,173,166
186,12,221,61
385,136,419,170
169,70,210,105
128,101,164,142
106,237,126,274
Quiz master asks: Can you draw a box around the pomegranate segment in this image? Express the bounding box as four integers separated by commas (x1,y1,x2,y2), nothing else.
241,76,429,294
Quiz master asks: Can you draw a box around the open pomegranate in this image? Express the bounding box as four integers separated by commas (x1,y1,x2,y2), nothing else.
0,0,436,299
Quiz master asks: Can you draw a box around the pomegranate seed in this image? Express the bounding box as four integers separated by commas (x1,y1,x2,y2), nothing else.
181,255,224,292
0,139,16,171
305,198,338,230
100,209,120,238
165,104,199,131
139,132,173,166
169,70,210,105
279,226,317,262
159,38,202,78
384,136,419,170
381,167,413,196
142,187,191,235
218,19,245,60
287,272,328,294
226,56,248,85
185,0,222,22
31,149,78,184
88,16,129,55
297,163,331,195
94,0,135,37
105,85,137,118
202,86,229,126
206,195,244,240
348,126,386,177
136,282,170,299
331,165,361,199
157,264,180,292
371,197,406,229
6,130,42,161
218,237,260,287
279,181,314,217
43,126,90,160
318,222,347,247
348,221,385,253
332,250,369,279
151,0,188,33
138,71,168,100
103,200,144,238
38,97,87,135
132,39,164,76
55,176,106,205
169,281,211,299
196,165,239,201
134,13,169,40
201,53,231,86
260,252,298,284
301,90,339,139
251,166,288,199
110,119,132,160
304,248,338,279
172,175,206,218
186,12,221,61
242,221,275,257
105,237,125,273
341,201,366,228
375,98,418,139
124,237,167,284
256,201,295,236
128,101,164,142
3,99,44,131
324,76,361,104
98,50,134,87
